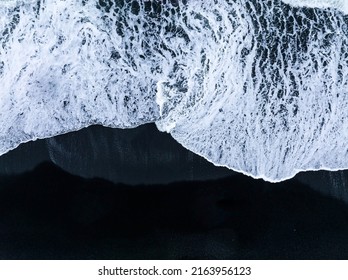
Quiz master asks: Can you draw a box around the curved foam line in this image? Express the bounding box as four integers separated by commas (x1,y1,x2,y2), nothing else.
166,129,348,183
281,0,348,14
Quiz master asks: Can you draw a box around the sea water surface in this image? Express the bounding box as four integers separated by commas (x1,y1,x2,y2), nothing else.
0,0,348,182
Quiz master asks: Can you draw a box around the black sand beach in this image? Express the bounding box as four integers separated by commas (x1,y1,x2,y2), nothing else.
0,125,348,259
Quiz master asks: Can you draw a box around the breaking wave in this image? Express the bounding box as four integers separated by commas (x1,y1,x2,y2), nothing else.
0,0,347,182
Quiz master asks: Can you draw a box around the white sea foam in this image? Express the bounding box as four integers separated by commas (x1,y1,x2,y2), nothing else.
1,0,348,182
281,0,348,14
156,0,348,182
0,0,165,152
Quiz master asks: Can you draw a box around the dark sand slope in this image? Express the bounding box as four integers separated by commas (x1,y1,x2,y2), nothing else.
0,162,348,259
0,124,234,184
1,124,348,203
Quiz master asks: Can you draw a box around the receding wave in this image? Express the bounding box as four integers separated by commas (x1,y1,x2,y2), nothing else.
0,0,347,182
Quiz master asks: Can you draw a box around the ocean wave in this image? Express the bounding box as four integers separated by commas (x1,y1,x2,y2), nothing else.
281,0,348,14
0,0,347,182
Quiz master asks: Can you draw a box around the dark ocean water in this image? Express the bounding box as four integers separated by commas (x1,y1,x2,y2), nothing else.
0,125,348,259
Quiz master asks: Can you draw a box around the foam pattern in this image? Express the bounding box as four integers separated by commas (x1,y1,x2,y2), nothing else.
0,0,348,182
0,0,169,153
156,0,348,181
